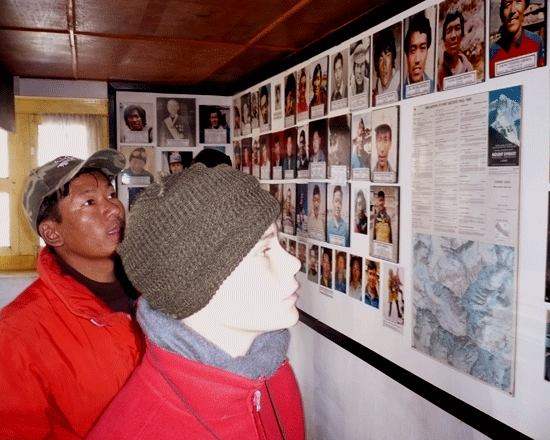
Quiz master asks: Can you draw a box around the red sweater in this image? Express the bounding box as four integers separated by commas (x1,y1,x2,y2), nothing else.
0,248,144,439
87,340,305,440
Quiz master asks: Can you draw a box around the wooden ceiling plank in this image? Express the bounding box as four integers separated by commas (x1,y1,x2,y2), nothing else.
66,0,78,78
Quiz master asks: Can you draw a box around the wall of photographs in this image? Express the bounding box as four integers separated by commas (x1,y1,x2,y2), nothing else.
232,0,549,438
113,92,232,211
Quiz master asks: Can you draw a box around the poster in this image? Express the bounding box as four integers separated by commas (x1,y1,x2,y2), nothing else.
411,87,521,393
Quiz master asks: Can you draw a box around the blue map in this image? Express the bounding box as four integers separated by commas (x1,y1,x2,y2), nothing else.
412,233,515,393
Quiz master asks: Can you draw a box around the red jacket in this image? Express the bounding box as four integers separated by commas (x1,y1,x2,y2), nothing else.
87,340,305,440
0,248,145,439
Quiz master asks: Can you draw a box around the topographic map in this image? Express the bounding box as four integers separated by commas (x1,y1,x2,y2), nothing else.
412,233,515,393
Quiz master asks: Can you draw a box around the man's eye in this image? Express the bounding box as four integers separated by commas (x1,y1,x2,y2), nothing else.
84,199,95,206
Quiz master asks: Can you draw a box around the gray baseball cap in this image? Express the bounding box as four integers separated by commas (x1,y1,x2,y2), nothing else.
23,149,126,235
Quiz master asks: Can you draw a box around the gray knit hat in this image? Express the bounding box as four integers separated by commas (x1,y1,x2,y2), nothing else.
118,163,281,319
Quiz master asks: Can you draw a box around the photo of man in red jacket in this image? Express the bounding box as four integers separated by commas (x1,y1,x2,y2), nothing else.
0,149,145,439
88,163,305,439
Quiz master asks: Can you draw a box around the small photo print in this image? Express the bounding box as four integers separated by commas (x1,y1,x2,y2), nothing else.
282,183,296,236
251,90,260,130
260,134,272,180
334,250,348,294
241,137,252,175
296,67,309,122
371,106,399,184
326,183,350,247
308,56,329,119
349,255,364,301
269,183,284,231
349,37,371,110
119,103,154,144
545,310,550,380
320,247,333,289
308,182,327,242
330,49,349,111
372,22,402,106
157,97,196,147
119,146,155,186
308,243,320,283
233,140,241,171
351,111,372,180
296,125,310,178
288,239,297,257
309,118,328,179
283,128,297,179
259,84,272,131
252,136,260,179
284,72,297,127
128,186,146,211
298,242,308,274
233,98,241,137
364,259,380,308
241,93,252,136
352,182,370,248
273,82,283,120
199,105,230,144
296,183,309,239
327,114,351,181
370,185,399,263
160,150,193,175
271,131,283,179
382,263,405,333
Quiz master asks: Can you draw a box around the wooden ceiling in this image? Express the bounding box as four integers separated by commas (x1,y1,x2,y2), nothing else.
0,0,419,94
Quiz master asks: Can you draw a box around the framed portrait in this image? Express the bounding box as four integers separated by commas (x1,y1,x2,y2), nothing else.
296,125,310,179
308,56,329,119
371,106,399,184
349,37,371,111
284,72,297,127
326,183,350,247
296,67,309,122
372,21,402,106
327,114,351,182
309,118,328,179
156,97,196,147
259,84,272,132
282,183,296,236
437,0,485,91
403,6,437,99
199,105,230,144
370,185,400,263
308,182,327,242
283,127,297,179
489,0,546,77
119,145,155,186
330,49,349,111
351,111,372,181
119,102,154,144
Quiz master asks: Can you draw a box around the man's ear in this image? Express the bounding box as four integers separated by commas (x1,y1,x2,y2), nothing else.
38,220,64,248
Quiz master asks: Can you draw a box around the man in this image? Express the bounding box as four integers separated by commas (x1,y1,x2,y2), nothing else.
373,28,401,101
168,152,184,174
403,11,434,98
364,260,380,308
437,6,474,90
282,131,297,175
320,248,333,288
298,242,307,273
120,147,154,184
308,184,325,240
352,118,370,169
0,150,145,438
373,190,392,243
261,138,271,169
160,98,193,145
310,129,326,162
207,108,230,143
88,164,304,439
373,123,393,173
331,52,348,101
334,251,347,293
297,129,309,171
121,104,153,143
326,185,350,246
328,116,350,168
349,256,362,300
260,85,270,126
308,245,319,283
272,134,282,167
350,43,369,96
490,0,545,77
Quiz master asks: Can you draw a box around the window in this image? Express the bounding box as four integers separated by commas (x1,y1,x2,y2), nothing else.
0,97,108,271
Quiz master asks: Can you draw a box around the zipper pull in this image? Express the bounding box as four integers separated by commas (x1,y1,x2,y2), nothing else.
253,390,261,412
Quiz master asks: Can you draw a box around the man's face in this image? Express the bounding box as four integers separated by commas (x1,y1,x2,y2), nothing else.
407,31,429,83
313,193,321,217
309,249,317,270
502,0,526,36
352,260,361,283
313,72,321,96
367,267,378,290
129,157,146,173
169,162,184,174
45,172,124,263
299,245,306,264
286,136,294,156
127,110,144,131
286,90,295,115
209,112,220,128
354,60,365,84
167,100,179,116
334,58,343,89
378,195,386,211
322,252,331,277
377,49,394,88
337,255,346,276
260,95,269,123
444,17,463,56
333,190,342,221
274,140,280,159
190,224,300,337
299,134,306,155
289,244,296,256
313,131,321,154
299,75,307,102
376,128,391,169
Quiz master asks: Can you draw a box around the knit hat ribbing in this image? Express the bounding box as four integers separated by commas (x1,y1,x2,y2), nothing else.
118,163,281,319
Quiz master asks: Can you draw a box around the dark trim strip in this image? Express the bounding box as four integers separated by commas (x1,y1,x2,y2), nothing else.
298,309,532,440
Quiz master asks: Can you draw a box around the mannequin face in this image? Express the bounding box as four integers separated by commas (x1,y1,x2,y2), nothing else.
184,223,300,342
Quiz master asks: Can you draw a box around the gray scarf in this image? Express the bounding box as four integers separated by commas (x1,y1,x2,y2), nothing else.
137,297,290,380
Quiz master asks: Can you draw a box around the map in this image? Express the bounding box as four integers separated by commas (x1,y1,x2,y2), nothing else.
412,233,515,393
